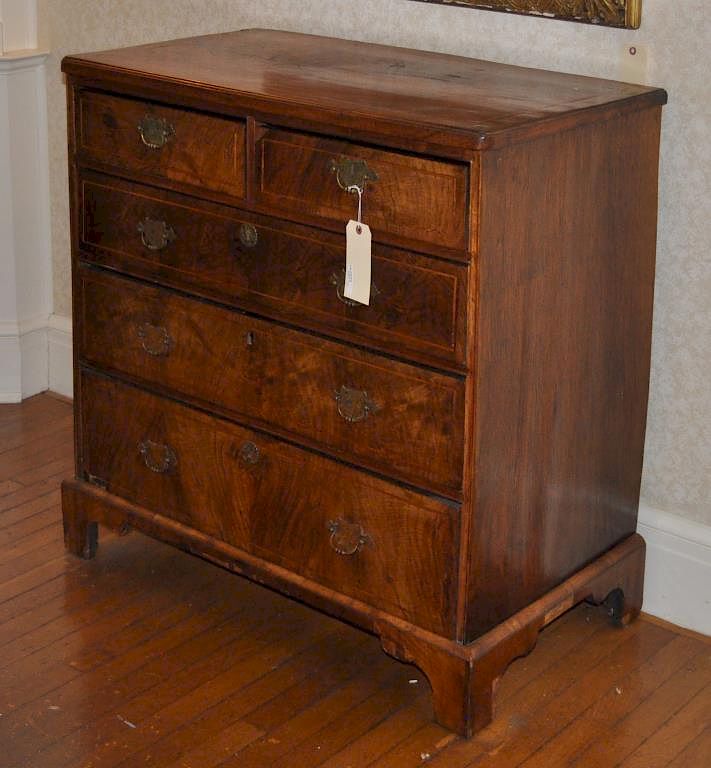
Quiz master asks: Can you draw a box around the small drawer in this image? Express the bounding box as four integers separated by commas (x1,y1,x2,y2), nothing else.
78,269,466,498
77,91,246,198
257,128,469,253
80,372,459,635
78,173,468,368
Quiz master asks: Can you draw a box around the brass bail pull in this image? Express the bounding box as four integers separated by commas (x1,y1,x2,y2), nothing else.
138,439,177,474
137,217,176,251
330,157,378,196
334,385,379,423
137,114,175,149
327,519,369,556
330,269,380,306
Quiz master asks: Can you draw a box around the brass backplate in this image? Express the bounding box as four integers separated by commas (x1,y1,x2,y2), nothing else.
409,0,641,29
137,114,175,149
330,157,379,192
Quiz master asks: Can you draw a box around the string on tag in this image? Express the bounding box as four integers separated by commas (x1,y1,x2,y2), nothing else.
347,185,363,232
343,183,371,305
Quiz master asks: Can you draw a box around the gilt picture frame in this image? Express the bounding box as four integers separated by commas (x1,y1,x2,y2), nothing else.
409,0,642,29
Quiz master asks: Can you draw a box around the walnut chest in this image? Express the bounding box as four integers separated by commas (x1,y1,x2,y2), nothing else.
61,29,667,736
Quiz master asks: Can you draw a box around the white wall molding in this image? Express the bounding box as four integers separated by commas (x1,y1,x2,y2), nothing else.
0,315,49,402
0,39,52,403
48,313,72,336
638,503,711,636
0,313,48,337
0,0,38,54
0,336,21,403
48,313,73,399
0,48,45,68
0,312,71,402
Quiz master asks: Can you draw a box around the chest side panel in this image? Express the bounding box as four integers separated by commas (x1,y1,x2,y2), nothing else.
466,106,663,640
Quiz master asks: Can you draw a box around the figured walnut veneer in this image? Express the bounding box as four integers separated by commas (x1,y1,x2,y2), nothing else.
61,28,666,737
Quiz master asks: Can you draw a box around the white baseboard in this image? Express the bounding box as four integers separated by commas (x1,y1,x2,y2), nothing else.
0,316,49,402
1,51,53,402
48,313,73,399
19,324,49,397
637,503,711,636
0,313,73,402
0,331,23,402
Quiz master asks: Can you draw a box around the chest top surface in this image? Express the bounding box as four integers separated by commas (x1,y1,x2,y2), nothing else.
62,28,666,150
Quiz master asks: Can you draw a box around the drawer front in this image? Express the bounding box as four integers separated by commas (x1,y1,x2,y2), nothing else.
77,91,246,198
258,129,469,252
80,372,459,635
78,270,465,497
79,174,468,367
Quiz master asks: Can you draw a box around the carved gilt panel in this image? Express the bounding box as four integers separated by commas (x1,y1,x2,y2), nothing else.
410,0,641,29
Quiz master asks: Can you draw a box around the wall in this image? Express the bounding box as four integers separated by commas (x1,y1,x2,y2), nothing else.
0,1,52,401
36,1,710,628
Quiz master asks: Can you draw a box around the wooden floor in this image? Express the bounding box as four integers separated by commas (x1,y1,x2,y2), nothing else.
0,394,709,768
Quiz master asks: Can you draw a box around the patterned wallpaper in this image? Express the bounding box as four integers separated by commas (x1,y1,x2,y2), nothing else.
37,0,711,526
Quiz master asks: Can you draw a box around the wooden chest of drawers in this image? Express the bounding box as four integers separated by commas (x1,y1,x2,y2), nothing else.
61,29,667,737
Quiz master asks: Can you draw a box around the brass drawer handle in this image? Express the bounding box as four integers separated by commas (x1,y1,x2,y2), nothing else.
330,269,380,306
329,157,378,192
238,441,261,465
137,217,176,251
138,439,177,474
137,114,175,149
238,223,259,248
334,385,379,423
137,322,174,357
327,518,369,556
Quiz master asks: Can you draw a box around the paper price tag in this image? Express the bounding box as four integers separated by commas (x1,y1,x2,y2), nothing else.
344,220,372,305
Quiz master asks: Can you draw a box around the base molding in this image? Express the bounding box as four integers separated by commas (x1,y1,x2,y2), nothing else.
377,534,644,736
62,478,644,737
0,317,49,402
0,313,73,402
0,330,24,403
637,503,711,636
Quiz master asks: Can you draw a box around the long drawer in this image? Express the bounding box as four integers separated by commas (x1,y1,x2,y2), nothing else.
78,172,469,368
77,90,246,199
80,372,459,635
77,268,466,497
257,128,470,253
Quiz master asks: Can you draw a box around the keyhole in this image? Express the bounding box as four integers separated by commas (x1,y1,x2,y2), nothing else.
246,331,255,347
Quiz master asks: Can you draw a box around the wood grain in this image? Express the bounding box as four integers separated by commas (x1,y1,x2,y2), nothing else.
78,372,460,635
61,30,666,153
465,104,664,639
258,128,469,251
78,90,246,199
78,172,469,369
77,268,466,497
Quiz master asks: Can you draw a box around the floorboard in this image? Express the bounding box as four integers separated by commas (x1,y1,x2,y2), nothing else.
0,394,709,768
